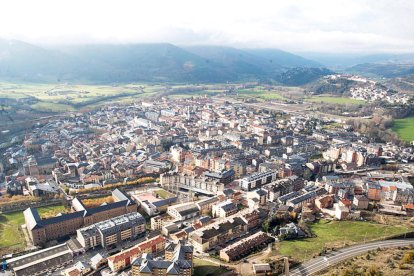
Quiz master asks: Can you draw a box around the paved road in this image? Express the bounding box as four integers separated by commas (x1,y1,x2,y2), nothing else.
290,239,414,276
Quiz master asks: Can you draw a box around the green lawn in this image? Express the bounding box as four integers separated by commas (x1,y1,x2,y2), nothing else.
193,258,229,276
154,189,171,199
306,96,365,105
0,205,67,253
278,219,411,262
392,117,414,142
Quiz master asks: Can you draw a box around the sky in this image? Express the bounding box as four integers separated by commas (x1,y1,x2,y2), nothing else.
0,0,413,53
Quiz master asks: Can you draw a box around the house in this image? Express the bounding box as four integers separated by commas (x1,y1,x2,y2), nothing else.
278,223,306,239
315,194,334,209
253,263,272,276
353,195,369,210
212,200,238,218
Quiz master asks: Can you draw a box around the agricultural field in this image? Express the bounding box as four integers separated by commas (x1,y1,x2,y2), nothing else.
392,117,414,142
0,82,162,112
0,205,67,255
278,219,411,262
306,96,366,105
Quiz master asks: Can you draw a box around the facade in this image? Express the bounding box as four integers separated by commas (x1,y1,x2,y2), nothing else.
167,202,200,221
219,231,274,262
212,200,238,218
131,241,193,276
24,189,137,246
108,235,166,272
76,212,146,250
189,216,247,253
240,170,277,191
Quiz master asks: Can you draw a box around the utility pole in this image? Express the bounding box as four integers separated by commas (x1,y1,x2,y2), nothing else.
284,257,289,276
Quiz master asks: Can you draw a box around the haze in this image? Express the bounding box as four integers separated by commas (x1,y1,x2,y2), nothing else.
1,0,414,53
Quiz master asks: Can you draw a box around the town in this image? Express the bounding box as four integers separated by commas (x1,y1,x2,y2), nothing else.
0,94,413,276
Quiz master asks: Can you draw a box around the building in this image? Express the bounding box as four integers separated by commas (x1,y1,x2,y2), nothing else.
219,231,274,262
6,243,74,276
131,241,193,276
108,235,166,272
353,195,369,210
240,170,277,191
189,216,247,253
167,202,200,221
203,169,235,184
24,189,137,246
212,200,238,218
195,196,220,215
76,212,146,250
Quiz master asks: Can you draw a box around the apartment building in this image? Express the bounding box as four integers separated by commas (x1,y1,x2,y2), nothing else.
76,212,146,250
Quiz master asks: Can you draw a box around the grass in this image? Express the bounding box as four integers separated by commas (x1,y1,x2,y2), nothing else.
193,258,229,276
154,189,171,199
278,219,411,262
0,81,160,112
306,96,365,105
392,117,414,142
0,205,67,253
237,88,286,101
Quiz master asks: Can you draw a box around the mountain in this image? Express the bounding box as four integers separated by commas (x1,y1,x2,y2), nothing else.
245,48,321,68
347,62,414,78
0,39,324,84
276,67,333,86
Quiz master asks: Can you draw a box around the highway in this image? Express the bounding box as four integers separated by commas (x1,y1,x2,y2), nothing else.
290,239,414,276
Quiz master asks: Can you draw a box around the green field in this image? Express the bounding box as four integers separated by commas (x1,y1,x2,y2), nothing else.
0,205,67,254
392,117,414,142
278,219,411,262
237,88,286,101
306,96,365,105
0,82,161,112
193,258,229,276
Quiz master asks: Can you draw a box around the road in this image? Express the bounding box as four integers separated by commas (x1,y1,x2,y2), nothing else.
290,239,414,276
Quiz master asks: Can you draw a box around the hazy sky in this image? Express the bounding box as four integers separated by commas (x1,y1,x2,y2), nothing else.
1,0,413,53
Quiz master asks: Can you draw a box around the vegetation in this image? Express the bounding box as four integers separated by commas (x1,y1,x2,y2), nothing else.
0,205,67,255
193,258,230,276
278,219,411,262
72,176,155,194
392,117,414,142
307,96,365,105
153,189,170,199
82,196,114,208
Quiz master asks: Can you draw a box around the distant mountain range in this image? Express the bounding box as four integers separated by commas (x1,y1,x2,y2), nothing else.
0,39,328,84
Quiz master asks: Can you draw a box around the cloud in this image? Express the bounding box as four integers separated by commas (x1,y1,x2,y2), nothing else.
0,0,413,53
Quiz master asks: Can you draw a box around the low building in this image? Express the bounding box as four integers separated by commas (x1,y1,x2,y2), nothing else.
195,196,220,215
253,263,272,276
167,202,200,221
76,212,146,250
6,243,74,276
219,231,274,262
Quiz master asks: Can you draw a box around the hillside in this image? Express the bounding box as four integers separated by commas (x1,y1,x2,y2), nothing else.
0,39,326,84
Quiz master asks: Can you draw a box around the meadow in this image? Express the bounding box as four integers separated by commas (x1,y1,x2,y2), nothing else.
306,96,366,105
278,219,411,262
0,205,67,254
392,117,414,142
